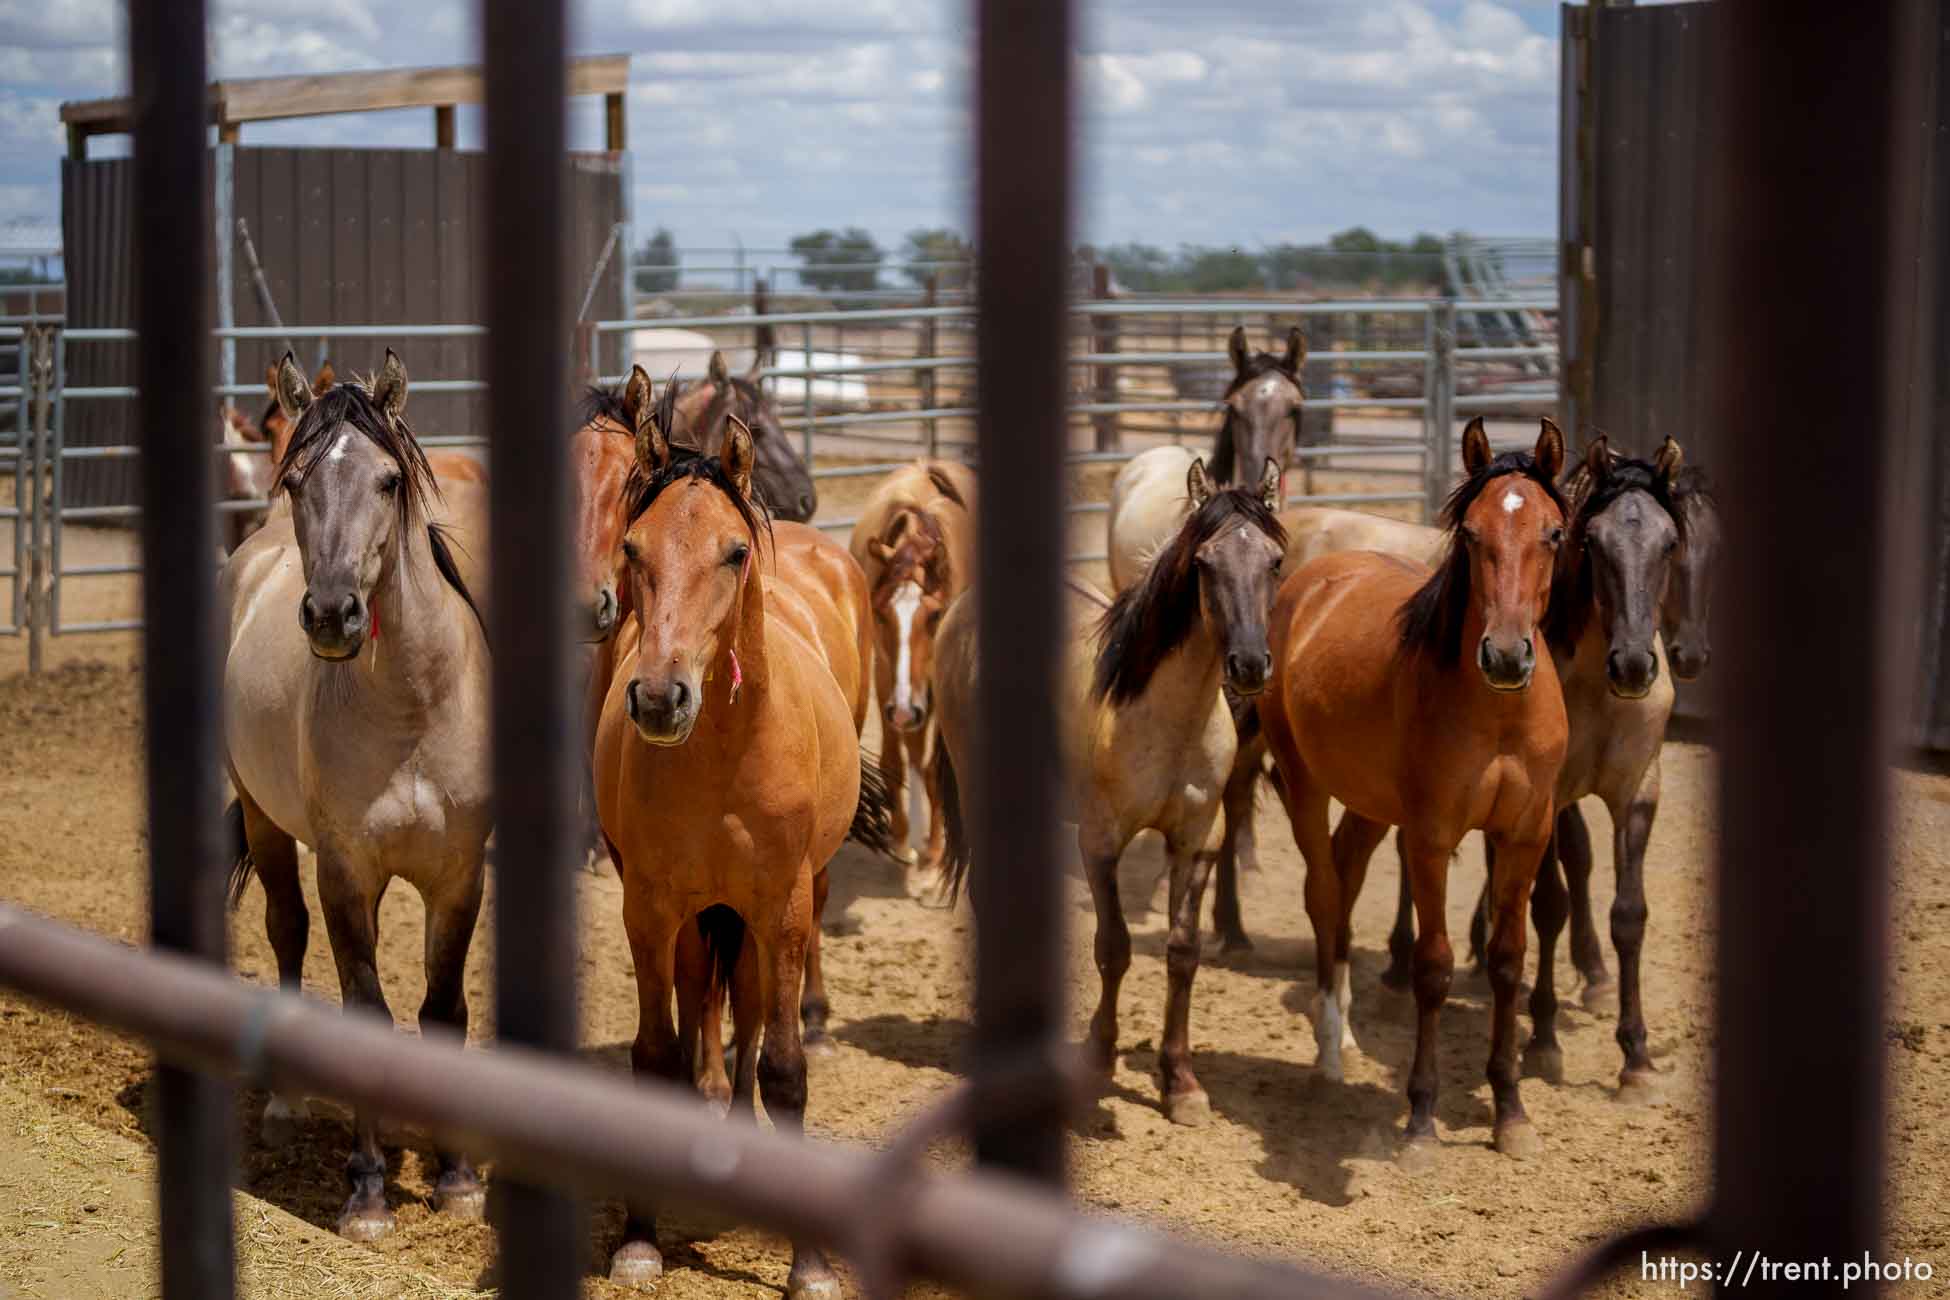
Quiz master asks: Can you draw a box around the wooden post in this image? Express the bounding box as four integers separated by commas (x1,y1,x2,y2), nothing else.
434,104,456,148
572,321,596,389
66,124,87,161
753,277,774,369
921,273,939,457
216,120,239,145
1090,262,1118,452
604,91,626,152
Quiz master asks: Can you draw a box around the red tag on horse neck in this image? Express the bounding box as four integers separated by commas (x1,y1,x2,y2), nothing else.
369,602,379,643
728,648,743,703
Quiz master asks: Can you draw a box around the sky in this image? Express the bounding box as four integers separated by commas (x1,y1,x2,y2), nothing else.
0,0,1566,258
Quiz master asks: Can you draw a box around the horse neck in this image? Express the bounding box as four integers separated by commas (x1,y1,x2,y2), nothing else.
361,522,478,702
700,561,772,726
1124,604,1225,722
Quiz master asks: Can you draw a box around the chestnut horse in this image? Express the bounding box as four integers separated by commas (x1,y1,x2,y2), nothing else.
935,459,1286,1122
1257,418,1568,1161
594,408,888,1295
222,352,493,1240
848,460,977,874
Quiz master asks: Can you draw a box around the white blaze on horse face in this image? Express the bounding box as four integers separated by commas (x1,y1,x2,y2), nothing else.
891,581,923,713
1502,489,1525,514
1256,377,1283,401
327,431,352,464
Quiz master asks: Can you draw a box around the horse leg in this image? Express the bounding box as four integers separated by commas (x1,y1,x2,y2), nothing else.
1521,835,1569,1084
418,863,487,1220
800,868,836,1059
315,854,396,1242
757,871,840,1300
1468,837,1494,970
675,920,730,1116
1212,743,1261,953
1328,810,1389,1056
1557,802,1615,1010
1079,824,1133,1080
1611,763,1661,1103
730,930,764,1111
1158,829,1219,1125
611,897,681,1290
1397,835,1453,1163
1381,828,1415,991
914,724,947,874
238,794,312,1147
1484,829,1546,1159
881,720,916,867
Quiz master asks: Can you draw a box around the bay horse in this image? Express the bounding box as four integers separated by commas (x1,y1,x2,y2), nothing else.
594,411,886,1295
1105,327,1304,591
848,460,978,875
935,458,1286,1123
665,349,818,521
1257,417,1568,1161
221,351,493,1240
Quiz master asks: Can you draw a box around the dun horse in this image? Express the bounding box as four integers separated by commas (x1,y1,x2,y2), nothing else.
593,401,889,1294
1258,418,1569,1161
221,352,492,1240
936,458,1285,1122
849,460,978,874
665,349,819,521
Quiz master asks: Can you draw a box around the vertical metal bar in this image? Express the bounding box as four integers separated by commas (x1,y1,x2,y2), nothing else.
1428,300,1455,523
13,332,29,637
214,142,236,405
971,0,1071,1185
801,320,815,463
126,0,236,1294
1704,2,1922,1290
921,274,939,458
49,333,63,635
480,3,582,1296
1420,310,1438,523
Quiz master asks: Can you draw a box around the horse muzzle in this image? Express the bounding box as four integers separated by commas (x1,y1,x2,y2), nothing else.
584,587,618,644
299,589,368,661
1477,635,1536,693
1224,648,1272,697
625,675,697,746
1667,641,1710,681
1605,647,1660,700
885,696,929,733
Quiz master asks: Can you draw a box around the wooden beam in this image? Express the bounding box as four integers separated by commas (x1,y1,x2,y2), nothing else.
435,104,456,148
604,91,626,152
59,53,627,138
67,123,87,161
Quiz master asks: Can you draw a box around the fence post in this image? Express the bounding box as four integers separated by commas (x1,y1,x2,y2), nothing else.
48,329,63,636
23,326,50,675
752,277,773,371
1090,262,1117,451
801,320,815,464
921,273,939,458
1425,299,1455,524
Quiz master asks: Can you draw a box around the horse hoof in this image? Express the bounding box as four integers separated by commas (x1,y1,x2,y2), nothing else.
1164,1087,1212,1128
1396,1135,1439,1174
803,1033,840,1063
891,843,919,867
1616,1068,1663,1106
336,1205,395,1244
1521,1041,1566,1085
1314,1049,1344,1084
1494,1117,1544,1161
1378,963,1412,992
1218,931,1253,956
435,1176,486,1223
788,1277,842,1300
1581,978,1619,1016
259,1097,308,1148
610,1241,666,1290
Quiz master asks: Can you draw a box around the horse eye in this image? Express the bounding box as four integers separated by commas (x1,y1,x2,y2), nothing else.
379,471,401,495
621,539,639,564
1545,527,1564,547
281,472,302,495
727,543,751,569
927,609,945,629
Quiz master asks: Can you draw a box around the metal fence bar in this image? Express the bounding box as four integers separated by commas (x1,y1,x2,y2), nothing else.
481,3,582,1294
970,0,1071,1185
127,0,235,1294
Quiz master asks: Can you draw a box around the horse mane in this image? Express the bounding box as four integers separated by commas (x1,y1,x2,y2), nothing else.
1210,351,1302,486
924,464,967,509
1397,450,1568,665
1543,455,1685,652
577,382,634,432
878,506,950,588
1092,487,1286,705
623,382,772,544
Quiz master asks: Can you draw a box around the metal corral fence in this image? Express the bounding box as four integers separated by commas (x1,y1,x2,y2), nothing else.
3,294,1555,660
0,3,1913,1299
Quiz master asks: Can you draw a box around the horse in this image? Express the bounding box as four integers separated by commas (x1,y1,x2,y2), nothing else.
1104,326,1304,591
218,403,278,554
935,457,1286,1123
848,460,978,875
593,409,887,1296
1257,417,1569,1162
665,349,818,522
220,351,493,1241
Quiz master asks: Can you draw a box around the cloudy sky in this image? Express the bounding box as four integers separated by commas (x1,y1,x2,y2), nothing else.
0,0,1564,255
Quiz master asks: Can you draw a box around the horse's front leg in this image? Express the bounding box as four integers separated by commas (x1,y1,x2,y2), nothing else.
1610,762,1661,1102
1381,828,1415,990
1078,823,1133,1080
881,718,915,867
1158,826,1219,1125
1484,826,1547,1159
1397,832,1454,1166
912,723,947,873
316,853,397,1242
417,858,487,1220
611,892,682,1290
235,793,313,1146
1557,801,1614,1008
799,868,836,1058
1521,835,1569,1084
1211,742,1260,953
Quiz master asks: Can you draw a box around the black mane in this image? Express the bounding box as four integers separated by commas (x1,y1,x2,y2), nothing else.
623,381,772,544
578,382,634,432
1210,351,1303,486
1672,465,1716,505
1397,450,1568,665
1092,488,1286,704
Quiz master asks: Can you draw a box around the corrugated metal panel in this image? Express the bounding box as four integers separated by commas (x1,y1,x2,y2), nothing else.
60,156,143,511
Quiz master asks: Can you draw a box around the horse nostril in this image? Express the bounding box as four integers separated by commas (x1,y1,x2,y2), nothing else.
625,681,641,722
299,594,317,631
1520,636,1534,664
669,679,690,715
799,492,816,516
595,589,615,631
340,594,362,630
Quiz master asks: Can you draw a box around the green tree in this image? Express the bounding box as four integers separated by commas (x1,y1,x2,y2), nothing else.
788,228,883,294
900,228,972,290
635,227,678,294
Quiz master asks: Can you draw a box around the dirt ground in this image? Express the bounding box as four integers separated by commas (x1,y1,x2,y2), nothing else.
4,462,1950,1297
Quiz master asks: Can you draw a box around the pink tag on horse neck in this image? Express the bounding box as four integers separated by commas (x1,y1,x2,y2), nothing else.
369,602,379,643
728,648,743,703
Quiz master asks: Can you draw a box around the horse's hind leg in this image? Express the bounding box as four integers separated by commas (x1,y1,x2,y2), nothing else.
418,863,487,1220
1610,765,1661,1103
757,870,840,1300
1483,828,1546,1160
237,794,312,1146
913,724,947,873
1212,741,1262,953
881,720,915,866
799,868,836,1058
1382,828,1415,990
612,896,682,1289
1327,810,1389,1056
1397,833,1455,1165
315,853,397,1242
1557,802,1615,1009
1079,824,1134,1080
1158,828,1219,1125
1521,836,1569,1085
676,916,731,1115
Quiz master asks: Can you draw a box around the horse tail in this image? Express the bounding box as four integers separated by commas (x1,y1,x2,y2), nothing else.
696,904,745,1003
932,741,973,906
848,753,901,858
223,799,255,910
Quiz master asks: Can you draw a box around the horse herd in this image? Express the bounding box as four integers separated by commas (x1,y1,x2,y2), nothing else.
210,327,1720,1295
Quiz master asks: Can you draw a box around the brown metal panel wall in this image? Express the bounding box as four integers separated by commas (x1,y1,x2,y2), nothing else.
59,156,142,510
1917,9,1950,751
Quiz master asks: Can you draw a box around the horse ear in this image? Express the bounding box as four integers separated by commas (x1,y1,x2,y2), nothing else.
721,413,757,497
373,349,408,422
745,352,764,384
271,351,313,424
1534,416,1566,481
1654,435,1684,489
623,364,654,432
634,380,672,474
312,359,335,394
708,350,731,385
867,537,893,563
1583,432,1612,486
1258,457,1282,511
1282,326,1306,374
1460,417,1491,474
1187,456,1215,509
1227,326,1250,377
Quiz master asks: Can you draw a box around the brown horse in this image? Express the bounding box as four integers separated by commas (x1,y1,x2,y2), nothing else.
222,351,493,1240
1257,417,1568,1162
935,459,1286,1122
1209,325,1306,492
664,350,818,521
593,406,885,1295
848,460,977,874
